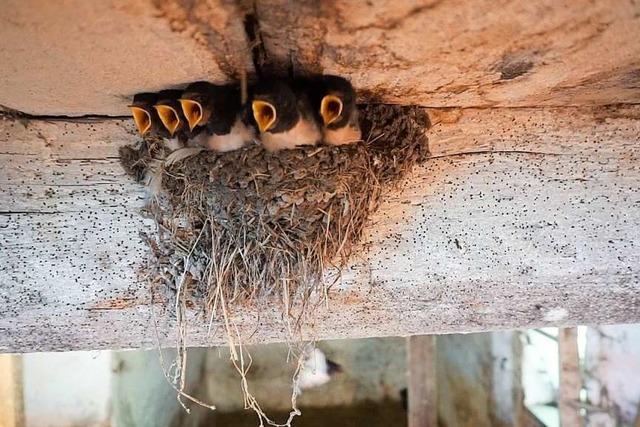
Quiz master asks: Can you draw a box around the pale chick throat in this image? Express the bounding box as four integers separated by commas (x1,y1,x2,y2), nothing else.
260,117,322,152
194,118,255,152
324,125,362,146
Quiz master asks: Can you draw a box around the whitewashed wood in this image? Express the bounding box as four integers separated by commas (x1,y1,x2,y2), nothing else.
0,117,155,352
1,105,639,352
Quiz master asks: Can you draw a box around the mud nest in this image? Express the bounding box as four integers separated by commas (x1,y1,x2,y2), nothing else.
121,104,429,330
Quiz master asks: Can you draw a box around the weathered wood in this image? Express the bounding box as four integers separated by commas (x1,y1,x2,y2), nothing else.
407,335,437,427
559,328,582,427
0,355,24,427
1,105,639,352
256,0,640,107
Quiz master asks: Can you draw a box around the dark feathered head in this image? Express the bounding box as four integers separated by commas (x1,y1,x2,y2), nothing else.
251,80,299,133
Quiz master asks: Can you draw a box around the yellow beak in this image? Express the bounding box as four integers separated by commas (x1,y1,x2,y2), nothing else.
320,95,343,126
154,105,181,136
179,99,205,131
252,100,277,133
130,106,152,136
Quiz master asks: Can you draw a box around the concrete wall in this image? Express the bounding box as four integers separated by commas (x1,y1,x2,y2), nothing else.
110,348,207,427
203,337,407,412
585,325,640,427
14,348,206,427
22,351,112,427
437,332,523,427
5,327,640,426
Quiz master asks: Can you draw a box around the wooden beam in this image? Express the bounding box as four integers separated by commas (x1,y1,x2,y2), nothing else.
407,335,437,427
559,328,583,427
0,355,24,427
1,105,639,352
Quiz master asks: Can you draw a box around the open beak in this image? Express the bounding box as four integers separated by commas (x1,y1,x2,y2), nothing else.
320,95,343,126
154,105,181,137
252,100,277,133
130,106,152,136
179,99,205,131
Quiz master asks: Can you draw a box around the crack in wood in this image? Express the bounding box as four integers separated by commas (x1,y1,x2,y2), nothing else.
0,182,122,187
243,1,267,77
428,149,566,159
332,0,445,33
0,211,67,216
1,108,129,121
54,157,122,162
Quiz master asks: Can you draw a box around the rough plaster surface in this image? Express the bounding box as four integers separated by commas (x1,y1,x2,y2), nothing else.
314,0,640,107
111,348,207,427
0,0,228,116
1,0,639,116
1,105,639,352
437,332,523,427
22,350,112,427
585,325,640,426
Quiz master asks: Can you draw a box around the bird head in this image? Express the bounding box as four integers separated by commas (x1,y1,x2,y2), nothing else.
130,106,152,135
251,100,277,133
129,93,158,136
180,82,215,131
154,90,184,137
319,75,357,129
251,80,298,134
154,104,182,137
320,94,343,126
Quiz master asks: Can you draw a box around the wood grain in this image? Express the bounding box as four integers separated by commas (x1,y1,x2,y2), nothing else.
1,105,639,352
0,355,23,427
407,335,437,427
559,328,583,427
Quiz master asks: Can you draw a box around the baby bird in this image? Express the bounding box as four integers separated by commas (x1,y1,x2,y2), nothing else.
153,89,190,143
129,93,167,138
179,81,216,132
179,82,253,152
317,75,361,145
251,79,322,152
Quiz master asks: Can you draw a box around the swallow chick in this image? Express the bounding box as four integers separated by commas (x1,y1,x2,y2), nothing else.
129,93,166,138
251,79,322,152
178,81,216,133
153,89,190,145
318,75,361,146
180,82,254,152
